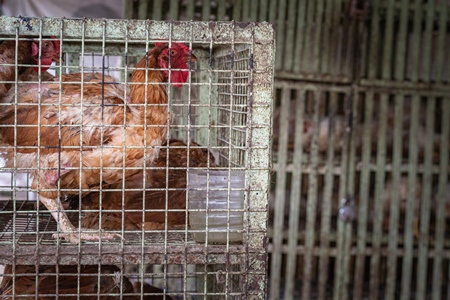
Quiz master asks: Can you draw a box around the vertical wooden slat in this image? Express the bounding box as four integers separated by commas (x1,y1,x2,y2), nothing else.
302,90,321,300
333,90,351,300
169,0,179,21
302,0,315,73
242,0,250,21
202,0,211,21
311,0,325,73
367,0,380,79
284,89,306,300
381,0,395,80
369,93,388,300
434,0,448,83
283,0,297,72
275,0,287,70
409,0,423,82
400,95,420,300
216,0,227,21
249,0,258,21
268,0,278,24
394,0,409,81
152,1,163,20
138,0,148,19
269,87,291,300
258,0,268,21
186,0,195,20
416,97,436,299
123,0,134,19
384,94,404,300
421,0,435,82
321,0,334,75
353,90,374,300
317,92,338,300
232,0,242,21
431,98,450,300
292,0,306,73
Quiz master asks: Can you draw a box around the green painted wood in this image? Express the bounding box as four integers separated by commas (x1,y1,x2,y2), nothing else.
302,0,315,73
394,0,409,81
269,87,291,300
353,90,374,299
201,0,211,21
268,0,277,24
435,2,448,82
369,94,388,300
169,0,180,21
422,0,435,82
384,94,404,300
284,88,306,300
311,0,324,73
292,0,306,74
283,0,297,72
400,95,420,300
416,97,436,299
152,0,163,20
138,0,148,20
367,0,380,79
410,0,423,82
302,90,321,300
321,0,334,76
232,0,242,21
217,0,227,21
381,0,395,80
275,0,287,70
123,0,134,20
258,0,268,22
317,92,338,300
186,0,195,20
431,99,450,300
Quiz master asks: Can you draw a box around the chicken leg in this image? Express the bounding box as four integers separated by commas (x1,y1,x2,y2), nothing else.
38,195,121,244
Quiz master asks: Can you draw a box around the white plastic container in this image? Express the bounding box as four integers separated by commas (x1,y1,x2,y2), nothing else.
188,170,245,243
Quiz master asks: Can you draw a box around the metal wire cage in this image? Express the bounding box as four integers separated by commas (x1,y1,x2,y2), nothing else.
0,17,274,299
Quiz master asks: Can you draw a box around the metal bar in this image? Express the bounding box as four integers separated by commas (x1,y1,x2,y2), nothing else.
232,0,242,21
321,0,334,75
368,93,388,300
381,0,395,80
302,90,321,300
186,0,195,20
416,97,436,299
384,94,404,300
400,95,420,300
434,1,448,83
123,0,134,19
269,87,291,300
284,89,306,300
302,0,315,73
317,91,338,300
331,0,343,77
431,98,450,300
258,0,268,21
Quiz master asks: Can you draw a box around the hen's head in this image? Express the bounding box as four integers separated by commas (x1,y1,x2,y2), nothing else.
31,36,61,72
155,42,197,87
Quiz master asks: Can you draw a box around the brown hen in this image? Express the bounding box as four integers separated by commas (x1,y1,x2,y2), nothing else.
0,264,174,299
0,36,60,97
79,139,217,231
0,42,196,243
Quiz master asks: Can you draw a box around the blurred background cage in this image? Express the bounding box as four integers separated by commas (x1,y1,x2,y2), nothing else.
0,17,274,298
123,0,449,299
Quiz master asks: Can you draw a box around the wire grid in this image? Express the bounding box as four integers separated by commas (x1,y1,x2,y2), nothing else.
269,80,450,299
0,17,274,299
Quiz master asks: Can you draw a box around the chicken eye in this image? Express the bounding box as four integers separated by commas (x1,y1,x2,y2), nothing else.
44,41,50,48
170,49,177,56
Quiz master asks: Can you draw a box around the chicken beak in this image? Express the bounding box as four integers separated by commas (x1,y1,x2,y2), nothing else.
189,53,197,63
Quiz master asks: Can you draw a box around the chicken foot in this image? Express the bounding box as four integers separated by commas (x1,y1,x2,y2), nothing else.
39,195,122,244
